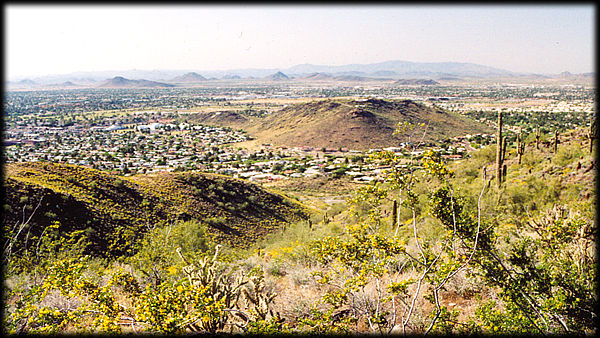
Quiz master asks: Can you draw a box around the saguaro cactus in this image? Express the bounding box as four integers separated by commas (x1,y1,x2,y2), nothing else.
498,136,508,184
553,130,559,153
391,199,398,229
496,110,503,188
535,126,541,150
586,117,596,153
516,132,525,165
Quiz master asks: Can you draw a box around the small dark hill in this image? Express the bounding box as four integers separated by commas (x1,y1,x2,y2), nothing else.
394,79,439,85
265,71,290,81
438,76,461,81
247,98,491,150
222,74,241,79
554,71,595,81
169,72,207,82
333,75,368,82
44,81,80,88
3,163,307,259
18,79,37,85
302,73,335,80
97,76,175,88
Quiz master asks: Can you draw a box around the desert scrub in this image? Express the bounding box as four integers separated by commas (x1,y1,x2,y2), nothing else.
128,220,215,286
5,235,285,334
552,142,586,167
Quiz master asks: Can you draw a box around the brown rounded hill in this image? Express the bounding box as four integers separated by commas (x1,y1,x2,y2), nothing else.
246,98,492,150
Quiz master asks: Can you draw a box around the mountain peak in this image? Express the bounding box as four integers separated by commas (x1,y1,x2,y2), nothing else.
169,72,207,82
266,71,290,80
98,76,175,88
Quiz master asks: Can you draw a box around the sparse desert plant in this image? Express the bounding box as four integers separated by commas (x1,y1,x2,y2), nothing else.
266,259,286,277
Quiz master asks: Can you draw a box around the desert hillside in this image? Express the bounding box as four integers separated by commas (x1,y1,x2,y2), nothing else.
3,162,307,258
246,98,491,149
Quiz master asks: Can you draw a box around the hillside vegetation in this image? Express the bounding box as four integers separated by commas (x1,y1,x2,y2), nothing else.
246,98,491,150
3,162,307,260
189,110,250,129
242,126,596,335
2,127,595,335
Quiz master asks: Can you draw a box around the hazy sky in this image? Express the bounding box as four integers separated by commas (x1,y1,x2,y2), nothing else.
6,4,595,79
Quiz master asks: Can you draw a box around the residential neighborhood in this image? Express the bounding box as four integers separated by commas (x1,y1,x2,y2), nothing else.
4,84,592,184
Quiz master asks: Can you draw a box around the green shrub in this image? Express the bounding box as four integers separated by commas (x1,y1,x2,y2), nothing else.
205,216,227,228
553,143,585,167
129,220,214,285
470,145,496,167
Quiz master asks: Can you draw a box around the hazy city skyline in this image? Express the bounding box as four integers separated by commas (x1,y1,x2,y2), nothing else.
6,5,594,80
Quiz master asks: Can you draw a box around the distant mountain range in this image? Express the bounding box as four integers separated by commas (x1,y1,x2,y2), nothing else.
7,60,594,87
96,76,175,88
284,60,516,78
299,72,390,82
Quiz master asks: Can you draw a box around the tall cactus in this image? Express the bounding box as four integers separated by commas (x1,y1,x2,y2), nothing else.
586,116,596,153
516,132,525,165
501,136,508,183
496,110,503,189
553,130,559,153
535,126,540,150
391,199,398,229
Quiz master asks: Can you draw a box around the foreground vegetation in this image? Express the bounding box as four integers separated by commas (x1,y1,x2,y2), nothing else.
2,125,596,334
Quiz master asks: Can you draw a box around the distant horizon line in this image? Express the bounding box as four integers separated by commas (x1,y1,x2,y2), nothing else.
8,59,594,81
